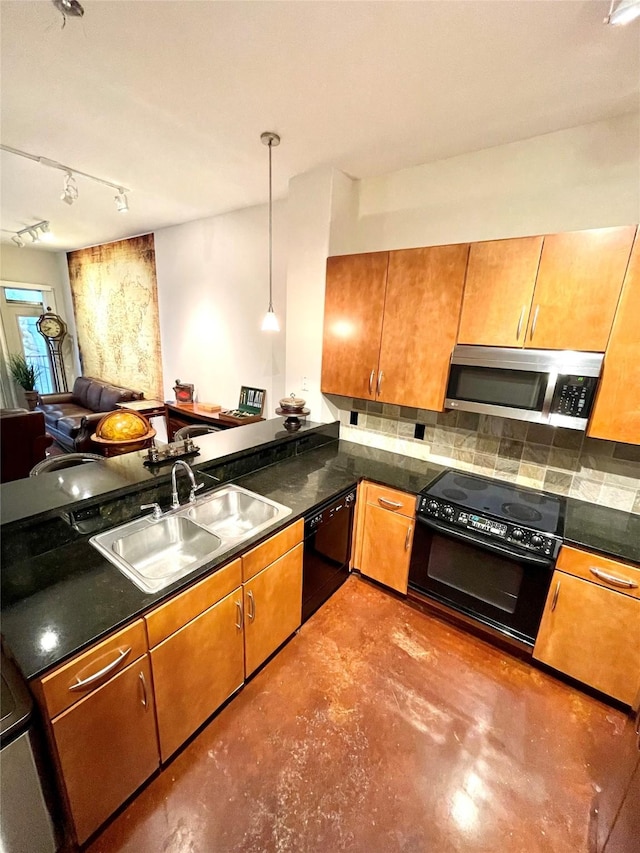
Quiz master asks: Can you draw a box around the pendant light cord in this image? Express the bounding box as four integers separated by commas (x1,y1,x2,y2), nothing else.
268,138,274,313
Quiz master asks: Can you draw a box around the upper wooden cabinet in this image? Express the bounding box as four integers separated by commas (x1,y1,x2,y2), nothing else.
322,244,469,410
321,252,388,400
528,226,636,351
588,233,640,444
458,236,543,347
457,226,636,352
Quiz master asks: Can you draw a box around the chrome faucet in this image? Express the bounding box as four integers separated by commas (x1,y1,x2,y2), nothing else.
170,460,203,509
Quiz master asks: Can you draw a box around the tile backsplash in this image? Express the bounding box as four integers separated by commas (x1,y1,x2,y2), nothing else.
336,400,640,515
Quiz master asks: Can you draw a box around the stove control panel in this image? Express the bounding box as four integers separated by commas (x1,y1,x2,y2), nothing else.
417,495,559,557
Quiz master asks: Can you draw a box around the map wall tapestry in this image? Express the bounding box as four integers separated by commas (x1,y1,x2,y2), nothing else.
67,234,163,400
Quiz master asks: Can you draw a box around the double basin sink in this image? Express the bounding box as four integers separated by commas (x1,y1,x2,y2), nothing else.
90,485,292,594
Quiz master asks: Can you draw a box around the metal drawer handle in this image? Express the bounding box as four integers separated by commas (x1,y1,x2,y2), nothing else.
405,525,412,551
551,580,561,611
376,370,384,396
589,567,638,589
530,304,540,340
139,671,148,709
516,305,526,340
368,370,375,395
235,599,243,630
378,497,402,509
69,647,132,691
248,590,256,622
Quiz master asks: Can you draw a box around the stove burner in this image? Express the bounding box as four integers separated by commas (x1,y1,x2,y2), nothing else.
453,476,487,491
502,502,543,523
442,489,468,501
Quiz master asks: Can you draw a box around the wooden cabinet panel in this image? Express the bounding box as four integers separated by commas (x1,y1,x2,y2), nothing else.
40,619,147,719
364,481,416,519
588,233,640,444
242,519,303,582
51,656,159,844
525,226,636,351
557,545,640,601
321,252,388,399
458,236,542,347
244,543,303,676
379,244,469,410
151,589,244,762
146,559,242,647
360,500,414,595
533,571,640,705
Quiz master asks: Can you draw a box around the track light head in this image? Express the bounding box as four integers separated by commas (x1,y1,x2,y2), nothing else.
604,0,640,24
60,172,78,205
11,234,25,248
114,190,129,213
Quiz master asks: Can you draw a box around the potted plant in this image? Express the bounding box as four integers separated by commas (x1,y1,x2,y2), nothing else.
7,353,42,410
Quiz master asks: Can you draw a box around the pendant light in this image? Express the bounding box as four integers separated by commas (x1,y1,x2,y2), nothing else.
260,131,281,332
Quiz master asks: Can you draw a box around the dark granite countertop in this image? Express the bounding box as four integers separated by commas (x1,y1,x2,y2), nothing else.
2,428,638,684
563,497,640,565
0,439,444,681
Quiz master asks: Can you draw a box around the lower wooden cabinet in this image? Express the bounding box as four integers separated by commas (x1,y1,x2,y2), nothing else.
354,482,415,594
534,567,640,705
150,588,245,762
51,656,159,844
243,542,303,676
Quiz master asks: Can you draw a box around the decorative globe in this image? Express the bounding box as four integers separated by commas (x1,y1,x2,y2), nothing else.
95,410,152,442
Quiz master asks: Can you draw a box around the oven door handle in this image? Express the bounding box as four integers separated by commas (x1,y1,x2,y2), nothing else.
416,515,554,568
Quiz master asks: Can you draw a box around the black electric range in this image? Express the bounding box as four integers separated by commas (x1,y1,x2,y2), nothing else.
409,470,565,649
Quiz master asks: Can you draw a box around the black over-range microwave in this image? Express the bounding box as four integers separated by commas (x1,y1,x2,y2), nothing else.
445,346,604,431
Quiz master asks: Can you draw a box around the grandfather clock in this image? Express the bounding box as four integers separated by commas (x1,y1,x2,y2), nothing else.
36,309,69,392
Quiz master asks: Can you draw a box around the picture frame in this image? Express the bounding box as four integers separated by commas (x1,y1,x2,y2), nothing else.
173,380,194,404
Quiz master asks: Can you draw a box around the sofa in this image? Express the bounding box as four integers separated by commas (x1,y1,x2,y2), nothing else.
0,408,54,482
37,376,144,453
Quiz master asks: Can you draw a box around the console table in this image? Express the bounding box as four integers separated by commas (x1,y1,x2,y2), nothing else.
165,402,264,441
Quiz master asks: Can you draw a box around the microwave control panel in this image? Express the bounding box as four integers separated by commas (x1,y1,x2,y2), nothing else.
550,374,598,418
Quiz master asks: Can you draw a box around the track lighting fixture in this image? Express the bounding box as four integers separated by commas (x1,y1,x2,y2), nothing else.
604,0,640,24
60,172,79,205
114,190,129,213
11,221,53,248
1,144,131,213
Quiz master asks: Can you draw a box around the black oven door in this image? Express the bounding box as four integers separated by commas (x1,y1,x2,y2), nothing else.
408,517,553,647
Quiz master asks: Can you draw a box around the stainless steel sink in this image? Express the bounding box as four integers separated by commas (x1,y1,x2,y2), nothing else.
90,485,291,593
185,485,288,541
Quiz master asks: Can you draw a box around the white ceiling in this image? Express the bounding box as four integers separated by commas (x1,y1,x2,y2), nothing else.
1,0,638,252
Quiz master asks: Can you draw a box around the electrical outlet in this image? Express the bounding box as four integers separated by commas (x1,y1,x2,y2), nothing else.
301,376,309,392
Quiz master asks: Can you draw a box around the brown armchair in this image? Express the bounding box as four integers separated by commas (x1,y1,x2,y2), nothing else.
37,376,144,453
0,408,53,483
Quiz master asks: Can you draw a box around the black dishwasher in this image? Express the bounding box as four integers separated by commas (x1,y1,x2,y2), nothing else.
302,488,356,622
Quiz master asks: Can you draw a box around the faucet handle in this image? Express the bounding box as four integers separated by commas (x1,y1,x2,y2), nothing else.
141,503,163,520
189,482,205,503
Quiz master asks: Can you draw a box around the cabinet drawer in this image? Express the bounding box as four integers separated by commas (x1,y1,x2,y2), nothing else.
39,620,147,719
365,483,415,518
146,559,242,647
242,519,303,582
557,546,640,600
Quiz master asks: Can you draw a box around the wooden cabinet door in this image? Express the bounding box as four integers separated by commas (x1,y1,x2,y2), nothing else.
360,503,414,595
533,571,640,705
321,252,388,399
378,244,469,410
588,233,640,444
150,589,245,762
457,236,542,347
244,543,303,676
525,226,636,351
52,656,159,844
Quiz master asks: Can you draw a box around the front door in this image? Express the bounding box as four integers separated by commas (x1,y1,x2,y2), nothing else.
1,286,56,397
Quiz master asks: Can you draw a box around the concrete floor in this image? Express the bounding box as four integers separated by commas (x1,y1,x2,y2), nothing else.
85,576,627,853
